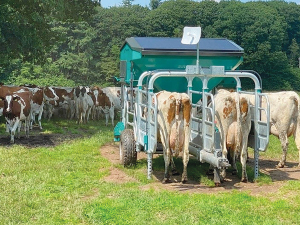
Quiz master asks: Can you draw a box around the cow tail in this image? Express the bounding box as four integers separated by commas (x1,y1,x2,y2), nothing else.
175,94,181,153
294,94,300,153
235,92,242,155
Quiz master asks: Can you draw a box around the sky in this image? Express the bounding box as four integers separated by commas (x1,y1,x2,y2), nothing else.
101,0,299,8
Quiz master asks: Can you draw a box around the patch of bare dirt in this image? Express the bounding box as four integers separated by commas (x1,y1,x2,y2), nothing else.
0,126,82,147
100,142,300,196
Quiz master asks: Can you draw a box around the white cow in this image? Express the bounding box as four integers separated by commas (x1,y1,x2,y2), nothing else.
248,91,300,168
155,91,192,183
214,89,251,182
74,86,94,124
98,87,122,126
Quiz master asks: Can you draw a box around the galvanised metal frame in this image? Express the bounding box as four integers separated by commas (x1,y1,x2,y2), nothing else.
122,67,270,182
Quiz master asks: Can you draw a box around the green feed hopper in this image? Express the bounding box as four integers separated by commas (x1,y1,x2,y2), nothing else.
120,37,244,102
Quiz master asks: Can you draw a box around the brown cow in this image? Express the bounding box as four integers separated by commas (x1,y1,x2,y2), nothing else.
1,89,32,143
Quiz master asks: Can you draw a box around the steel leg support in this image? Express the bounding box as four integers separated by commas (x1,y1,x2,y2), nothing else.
147,153,153,180
254,148,259,180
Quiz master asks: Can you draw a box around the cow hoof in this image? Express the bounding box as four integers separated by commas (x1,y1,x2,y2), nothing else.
215,182,221,187
181,179,188,184
162,178,172,184
232,169,237,175
277,163,284,168
241,178,248,183
172,169,180,176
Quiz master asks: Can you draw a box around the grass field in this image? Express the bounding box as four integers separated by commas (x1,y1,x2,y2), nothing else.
0,118,300,224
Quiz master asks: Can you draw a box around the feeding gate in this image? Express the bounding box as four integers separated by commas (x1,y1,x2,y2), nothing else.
114,27,270,184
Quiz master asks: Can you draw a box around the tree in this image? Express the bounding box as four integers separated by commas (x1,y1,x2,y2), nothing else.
0,0,99,83
150,0,161,10
145,0,202,37
288,39,300,67
122,0,134,7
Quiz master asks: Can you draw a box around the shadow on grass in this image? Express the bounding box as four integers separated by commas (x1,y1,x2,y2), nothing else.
131,153,300,189
0,117,113,148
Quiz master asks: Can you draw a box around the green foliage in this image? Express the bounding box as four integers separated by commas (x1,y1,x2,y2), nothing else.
150,0,162,10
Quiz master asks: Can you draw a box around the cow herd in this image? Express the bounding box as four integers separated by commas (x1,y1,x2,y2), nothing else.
1,83,300,184
0,84,122,143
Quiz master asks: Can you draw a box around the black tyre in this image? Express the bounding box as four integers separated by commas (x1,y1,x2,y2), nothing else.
120,129,137,166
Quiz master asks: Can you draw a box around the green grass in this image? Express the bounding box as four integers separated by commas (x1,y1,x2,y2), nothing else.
0,118,300,224
259,135,299,164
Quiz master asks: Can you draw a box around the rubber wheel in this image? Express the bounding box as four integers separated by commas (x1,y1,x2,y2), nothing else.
120,129,137,166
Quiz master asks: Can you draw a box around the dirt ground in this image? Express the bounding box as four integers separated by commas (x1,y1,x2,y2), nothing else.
101,142,300,196
0,126,82,147
2,129,300,196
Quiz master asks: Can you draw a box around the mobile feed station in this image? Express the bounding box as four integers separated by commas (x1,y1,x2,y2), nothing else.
114,27,270,184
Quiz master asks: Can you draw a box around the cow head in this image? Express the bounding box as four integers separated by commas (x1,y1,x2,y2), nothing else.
92,89,99,106
75,87,81,98
3,95,21,114
80,87,87,96
43,87,59,102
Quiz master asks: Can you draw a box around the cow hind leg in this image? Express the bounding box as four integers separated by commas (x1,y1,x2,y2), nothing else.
293,125,300,167
170,158,180,176
104,113,109,126
181,147,189,183
38,110,43,130
162,150,172,183
277,132,288,168
228,148,237,175
110,109,114,127
240,145,248,182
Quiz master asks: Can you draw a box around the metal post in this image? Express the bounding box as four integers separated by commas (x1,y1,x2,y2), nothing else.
147,153,153,179
254,149,259,179
196,42,199,74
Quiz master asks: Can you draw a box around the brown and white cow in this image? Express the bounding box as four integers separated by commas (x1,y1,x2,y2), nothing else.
96,87,122,126
48,87,75,120
1,89,32,143
27,86,59,130
154,91,192,183
214,89,251,182
0,85,30,128
247,91,300,168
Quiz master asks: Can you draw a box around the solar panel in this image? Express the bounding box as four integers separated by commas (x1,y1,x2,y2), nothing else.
126,37,243,54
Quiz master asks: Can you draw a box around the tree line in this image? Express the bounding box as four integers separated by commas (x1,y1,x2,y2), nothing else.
1,0,300,90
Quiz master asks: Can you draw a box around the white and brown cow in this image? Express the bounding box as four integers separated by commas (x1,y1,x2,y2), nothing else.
74,86,94,124
28,86,59,130
48,87,75,120
214,89,251,182
0,85,29,117
1,89,32,143
247,91,300,168
155,91,192,183
97,87,121,126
